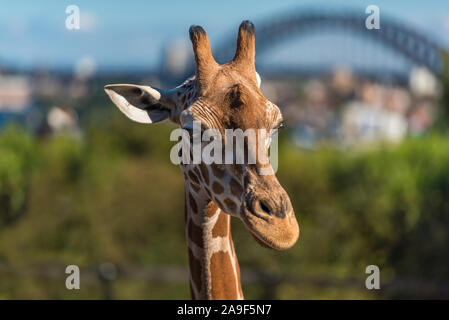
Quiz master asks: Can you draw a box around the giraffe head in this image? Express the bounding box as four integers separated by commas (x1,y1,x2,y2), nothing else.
104,21,299,250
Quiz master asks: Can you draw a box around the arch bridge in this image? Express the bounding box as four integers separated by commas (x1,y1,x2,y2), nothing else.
183,8,444,80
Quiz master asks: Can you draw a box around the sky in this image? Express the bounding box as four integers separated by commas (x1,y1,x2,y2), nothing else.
1,0,449,72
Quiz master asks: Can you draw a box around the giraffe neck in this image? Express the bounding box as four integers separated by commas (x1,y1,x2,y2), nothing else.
184,184,243,300
178,78,243,299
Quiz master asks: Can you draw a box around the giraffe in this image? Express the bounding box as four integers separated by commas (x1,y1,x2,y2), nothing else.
104,21,300,300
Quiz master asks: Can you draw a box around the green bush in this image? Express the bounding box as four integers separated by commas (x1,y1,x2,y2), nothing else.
0,126,35,226
1,120,449,299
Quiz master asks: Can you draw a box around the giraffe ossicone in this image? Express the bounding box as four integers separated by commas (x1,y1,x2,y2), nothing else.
104,20,300,300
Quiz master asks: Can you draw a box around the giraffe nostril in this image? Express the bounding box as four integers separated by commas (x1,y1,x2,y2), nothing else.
284,199,290,213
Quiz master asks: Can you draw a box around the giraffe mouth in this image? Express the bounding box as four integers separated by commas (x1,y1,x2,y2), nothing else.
240,202,300,250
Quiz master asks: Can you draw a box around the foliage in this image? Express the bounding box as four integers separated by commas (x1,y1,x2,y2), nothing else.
1,116,449,299
0,126,35,226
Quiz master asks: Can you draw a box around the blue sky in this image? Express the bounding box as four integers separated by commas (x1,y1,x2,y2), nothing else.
1,0,448,72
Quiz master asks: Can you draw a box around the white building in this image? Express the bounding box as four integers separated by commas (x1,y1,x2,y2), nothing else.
0,74,32,112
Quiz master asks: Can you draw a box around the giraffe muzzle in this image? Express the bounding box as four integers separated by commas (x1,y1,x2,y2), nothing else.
241,191,300,250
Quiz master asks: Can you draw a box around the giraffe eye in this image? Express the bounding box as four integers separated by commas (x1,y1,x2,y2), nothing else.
270,122,284,135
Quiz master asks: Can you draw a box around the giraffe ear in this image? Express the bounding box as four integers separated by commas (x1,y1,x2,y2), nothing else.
104,84,176,124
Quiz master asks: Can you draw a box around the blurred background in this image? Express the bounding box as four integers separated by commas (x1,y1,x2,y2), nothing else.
1,0,449,299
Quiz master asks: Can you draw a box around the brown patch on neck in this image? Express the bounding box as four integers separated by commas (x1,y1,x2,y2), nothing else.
211,164,226,179
230,178,243,199
193,167,202,181
209,251,238,299
212,211,229,238
188,170,200,186
212,181,224,194
224,198,237,213
205,200,218,218
190,182,201,194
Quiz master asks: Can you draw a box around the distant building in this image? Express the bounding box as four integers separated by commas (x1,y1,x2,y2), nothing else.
409,67,440,98
160,39,192,79
0,74,32,112
46,106,80,137
340,101,408,146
